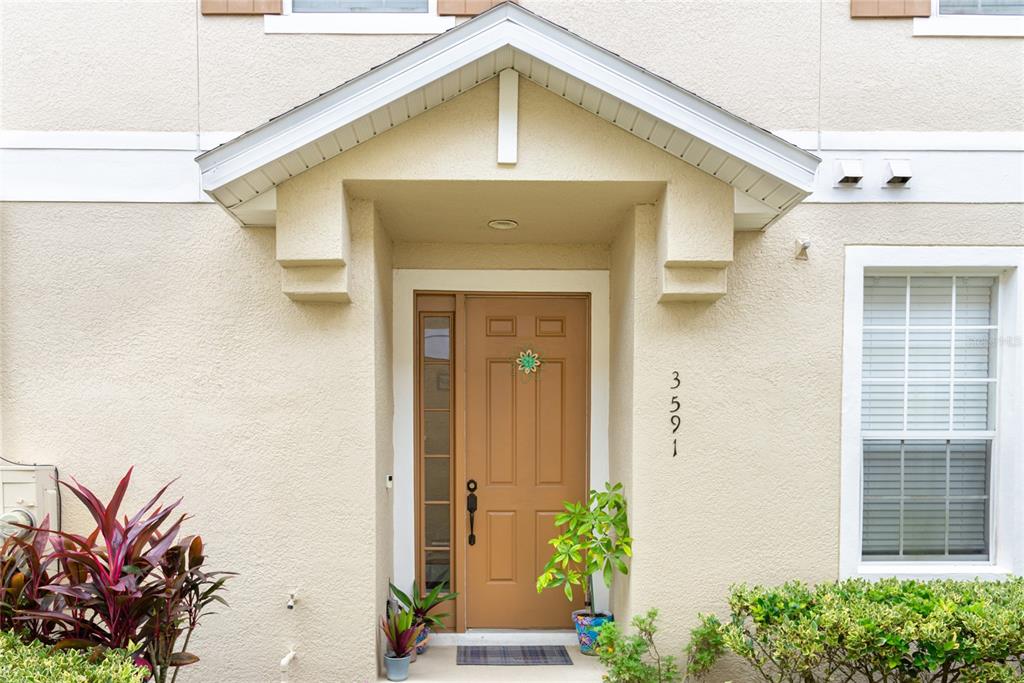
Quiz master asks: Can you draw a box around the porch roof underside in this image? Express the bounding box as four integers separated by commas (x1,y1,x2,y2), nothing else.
196,3,820,229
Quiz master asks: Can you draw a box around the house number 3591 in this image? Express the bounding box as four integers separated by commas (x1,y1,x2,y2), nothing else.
670,371,681,457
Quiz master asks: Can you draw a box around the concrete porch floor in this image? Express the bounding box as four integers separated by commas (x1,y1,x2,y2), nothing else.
398,645,604,682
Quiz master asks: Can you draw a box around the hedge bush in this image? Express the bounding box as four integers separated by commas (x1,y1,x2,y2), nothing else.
687,578,1024,683
0,631,145,683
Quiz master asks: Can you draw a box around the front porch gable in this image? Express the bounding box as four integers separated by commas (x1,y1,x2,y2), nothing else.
197,3,819,302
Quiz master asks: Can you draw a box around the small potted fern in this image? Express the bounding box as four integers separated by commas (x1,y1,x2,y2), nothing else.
536,482,632,655
381,608,422,681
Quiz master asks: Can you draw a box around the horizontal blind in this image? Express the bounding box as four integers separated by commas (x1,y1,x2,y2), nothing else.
292,0,428,12
939,0,1024,13
861,275,996,561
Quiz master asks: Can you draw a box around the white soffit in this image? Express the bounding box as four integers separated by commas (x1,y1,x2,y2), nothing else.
196,3,820,225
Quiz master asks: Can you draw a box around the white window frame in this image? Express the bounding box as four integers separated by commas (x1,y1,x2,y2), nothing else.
840,246,1024,580
265,0,455,34
914,0,1024,36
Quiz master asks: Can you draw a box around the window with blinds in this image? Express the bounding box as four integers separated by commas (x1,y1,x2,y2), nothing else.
292,0,428,11
939,0,1024,14
861,275,998,561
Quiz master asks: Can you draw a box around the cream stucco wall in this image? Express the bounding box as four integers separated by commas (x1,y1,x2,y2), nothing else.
0,201,394,681
2,1,1021,132
621,202,1022,678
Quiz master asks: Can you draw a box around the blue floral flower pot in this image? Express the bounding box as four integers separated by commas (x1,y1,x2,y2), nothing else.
415,626,430,655
572,609,613,655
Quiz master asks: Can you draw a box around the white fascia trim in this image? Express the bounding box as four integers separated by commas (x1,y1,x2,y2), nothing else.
391,269,611,612
4,133,1020,204
914,13,1024,36
198,4,818,195
840,246,1024,580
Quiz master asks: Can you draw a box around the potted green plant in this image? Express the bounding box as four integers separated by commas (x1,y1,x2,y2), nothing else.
381,608,423,681
536,481,632,655
390,581,457,655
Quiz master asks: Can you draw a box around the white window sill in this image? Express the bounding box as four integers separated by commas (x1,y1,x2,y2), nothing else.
264,11,456,34
914,14,1024,36
853,562,1013,581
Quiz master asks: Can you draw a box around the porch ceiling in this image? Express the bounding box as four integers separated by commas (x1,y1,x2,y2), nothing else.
345,179,663,244
196,3,819,230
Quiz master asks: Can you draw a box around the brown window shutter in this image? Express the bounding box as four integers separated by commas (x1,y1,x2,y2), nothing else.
201,0,282,15
438,0,515,17
851,0,930,17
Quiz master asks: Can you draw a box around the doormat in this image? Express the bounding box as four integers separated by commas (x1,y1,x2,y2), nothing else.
456,645,573,666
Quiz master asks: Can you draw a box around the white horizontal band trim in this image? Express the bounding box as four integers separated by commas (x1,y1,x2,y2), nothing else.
2,131,1022,205
775,130,1024,152
0,131,241,152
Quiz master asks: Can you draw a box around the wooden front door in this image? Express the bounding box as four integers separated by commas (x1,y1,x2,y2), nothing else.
463,295,588,628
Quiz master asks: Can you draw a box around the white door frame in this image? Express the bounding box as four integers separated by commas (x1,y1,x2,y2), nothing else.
391,269,611,614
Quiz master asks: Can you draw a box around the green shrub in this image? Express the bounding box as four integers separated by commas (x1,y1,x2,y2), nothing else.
0,631,145,683
686,578,1024,683
596,608,681,683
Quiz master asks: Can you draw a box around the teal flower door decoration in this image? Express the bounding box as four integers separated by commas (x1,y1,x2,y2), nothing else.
516,349,541,375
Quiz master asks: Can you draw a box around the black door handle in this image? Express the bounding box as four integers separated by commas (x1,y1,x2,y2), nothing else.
466,480,478,546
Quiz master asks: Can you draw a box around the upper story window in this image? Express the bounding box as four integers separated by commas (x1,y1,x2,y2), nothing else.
938,0,1024,13
265,0,455,34
292,0,428,11
840,247,1024,580
915,0,1024,35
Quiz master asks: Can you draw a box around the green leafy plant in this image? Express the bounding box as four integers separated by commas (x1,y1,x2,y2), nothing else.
595,609,681,683
536,482,632,616
0,469,233,683
686,578,1024,683
389,582,456,630
380,608,423,659
0,629,145,683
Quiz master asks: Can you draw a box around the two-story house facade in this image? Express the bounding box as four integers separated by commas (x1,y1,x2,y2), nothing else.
1,1,1022,680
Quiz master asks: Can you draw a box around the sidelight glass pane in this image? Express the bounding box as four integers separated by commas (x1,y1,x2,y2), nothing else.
424,317,450,361
424,458,450,502
424,550,450,590
424,412,450,455
423,365,451,409
424,504,450,548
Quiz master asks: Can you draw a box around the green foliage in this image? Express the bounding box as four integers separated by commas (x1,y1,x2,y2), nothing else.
0,469,233,683
595,609,681,683
380,608,423,658
535,482,632,613
686,577,1024,683
0,630,145,683
389,581,457,630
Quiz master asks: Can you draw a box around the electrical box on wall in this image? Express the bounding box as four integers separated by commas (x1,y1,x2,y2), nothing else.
0,465,60,531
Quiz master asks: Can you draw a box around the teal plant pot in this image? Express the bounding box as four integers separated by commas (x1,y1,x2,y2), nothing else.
384,654,411,681
572,609,613,655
